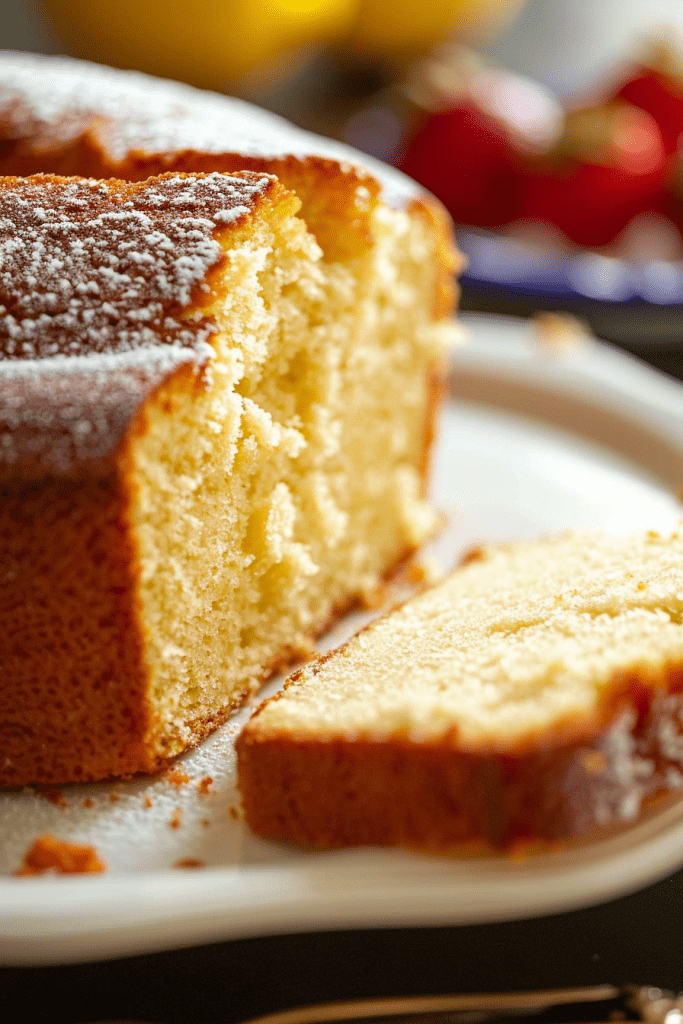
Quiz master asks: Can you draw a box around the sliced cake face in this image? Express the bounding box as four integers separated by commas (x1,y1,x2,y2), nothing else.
125,183,453,759
237,529,683,849
0,170,286,783
244,530,683,747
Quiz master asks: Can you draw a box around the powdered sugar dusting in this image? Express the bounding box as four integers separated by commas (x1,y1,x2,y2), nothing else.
0,50,418,209
0,172,268,358
0,346,200,478
0,170,271,478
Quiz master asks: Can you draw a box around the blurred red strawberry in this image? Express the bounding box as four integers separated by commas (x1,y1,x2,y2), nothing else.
400,102,521,227
399,65,562,228
616,70,683,154
521,103,668,247
612,40,683,155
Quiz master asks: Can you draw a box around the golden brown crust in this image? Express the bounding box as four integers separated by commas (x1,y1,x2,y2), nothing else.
0,474,154,785
91,145,384,265
408,196,464,321
236,663,683,850
0,98,98,178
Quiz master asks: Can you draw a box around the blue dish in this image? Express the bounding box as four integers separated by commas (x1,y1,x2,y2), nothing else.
456,230,683,377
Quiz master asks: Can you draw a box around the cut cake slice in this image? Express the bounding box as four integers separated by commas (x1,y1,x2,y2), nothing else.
236,528,683,850
0,168,455,785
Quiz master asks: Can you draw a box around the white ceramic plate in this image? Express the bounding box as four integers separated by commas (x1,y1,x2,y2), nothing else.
3,313,683,967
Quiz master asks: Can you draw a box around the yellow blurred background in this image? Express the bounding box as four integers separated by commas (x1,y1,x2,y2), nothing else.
2,0,526,92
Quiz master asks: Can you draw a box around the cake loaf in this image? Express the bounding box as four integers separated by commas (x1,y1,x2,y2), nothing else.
0,55,461,786
237,528,683,850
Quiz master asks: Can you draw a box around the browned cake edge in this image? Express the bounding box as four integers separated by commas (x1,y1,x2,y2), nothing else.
0,109,460,297
0,471,155,785
236,661,683,851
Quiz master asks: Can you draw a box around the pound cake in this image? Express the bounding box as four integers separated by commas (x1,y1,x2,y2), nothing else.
0,55,461,786
237,528,683,850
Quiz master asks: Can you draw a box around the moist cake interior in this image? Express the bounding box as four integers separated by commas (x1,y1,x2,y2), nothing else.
129,184,448,758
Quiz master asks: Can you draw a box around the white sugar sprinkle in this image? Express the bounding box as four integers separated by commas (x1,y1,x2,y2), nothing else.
0,50,419,209
0,172,270,476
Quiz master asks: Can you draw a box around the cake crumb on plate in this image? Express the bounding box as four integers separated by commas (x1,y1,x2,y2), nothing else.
15,834,106,875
